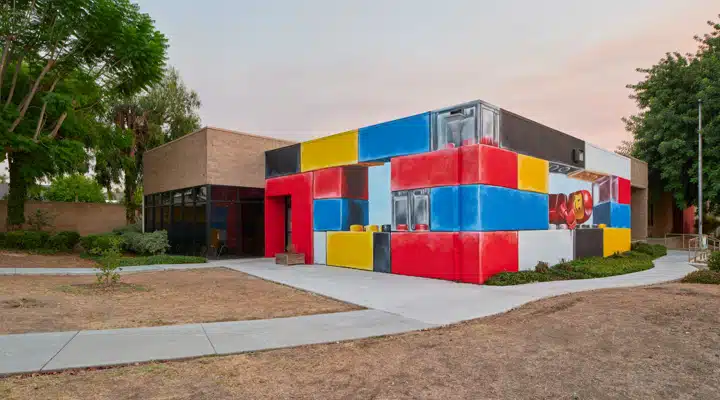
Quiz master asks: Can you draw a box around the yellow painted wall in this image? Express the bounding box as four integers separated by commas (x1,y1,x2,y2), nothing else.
326,231,373,270
603,228,631,257
300,130,358,172
517,154,549,193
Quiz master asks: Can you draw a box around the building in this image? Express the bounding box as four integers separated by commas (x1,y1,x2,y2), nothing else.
263,100,649,284
142,127,294,257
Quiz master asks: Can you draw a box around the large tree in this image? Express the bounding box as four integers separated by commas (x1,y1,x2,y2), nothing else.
45,173,105,203
95,67,201,223
0,0,167,228
625,17,720,210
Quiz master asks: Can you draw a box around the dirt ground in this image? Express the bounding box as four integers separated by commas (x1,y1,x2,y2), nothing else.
0,268,359,334
2,283,719,400
0,251,98,268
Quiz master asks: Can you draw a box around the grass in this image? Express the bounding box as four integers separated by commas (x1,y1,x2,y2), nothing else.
681,270,720,284
485,244,667,286
82,253,207,267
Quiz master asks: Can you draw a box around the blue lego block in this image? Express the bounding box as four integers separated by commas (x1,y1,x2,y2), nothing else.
358,113,431,162
593,202,631,228
313,199,369,231
368,163,392,226
430,186,459,231
459,185,549,231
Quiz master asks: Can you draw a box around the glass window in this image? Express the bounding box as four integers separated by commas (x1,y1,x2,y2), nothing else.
145,195,153,207
162,192,171,205
196,186,207,203
481,106,499,145
183,188,194,206
154,207,163,230
433,105,478,150
154,194,162,206
411,189,430,230
162,206,170,227
211,186,236,202
392,191,409,230
145,207,153,232
173,190,183,205
595,176,612,204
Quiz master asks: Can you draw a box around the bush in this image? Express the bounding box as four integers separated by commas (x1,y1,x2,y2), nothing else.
81,234,126,256
681,270,720,284
631,242,668,258
0,232,6,248
485,271,556,286
4,231,51,250
534,261,550,273
121,230,169,255
48,231,81,251
112,222,142,235
117,255,207,267
708,252,720,272
95,237,123,286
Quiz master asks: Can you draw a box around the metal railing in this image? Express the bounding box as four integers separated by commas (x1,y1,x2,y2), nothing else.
687,235,720,264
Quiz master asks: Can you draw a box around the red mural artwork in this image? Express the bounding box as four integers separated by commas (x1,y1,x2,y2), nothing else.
548,190,593,229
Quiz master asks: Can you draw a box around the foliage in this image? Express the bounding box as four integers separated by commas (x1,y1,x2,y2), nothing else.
44,174,106,203
121,230,169,255
95,67,201,224
0,0,168,226
485,248,666,286
80,233,125,256
708,251,720,272
112,221,142,235
681,270,720,284
47,231,81,251
4,230,50,249
116,254,206,267
631,242,668,258
26,209,55,231
625,17,720,211
534,261,550,273
95,237,123,286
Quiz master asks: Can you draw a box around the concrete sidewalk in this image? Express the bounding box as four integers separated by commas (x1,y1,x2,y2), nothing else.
0,251,694,376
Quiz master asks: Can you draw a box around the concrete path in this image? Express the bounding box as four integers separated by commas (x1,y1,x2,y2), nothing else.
0,251,694,376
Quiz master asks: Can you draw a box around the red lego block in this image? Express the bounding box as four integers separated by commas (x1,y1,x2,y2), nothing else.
617,177,631,205
391,232,460,281
313,166,368,200
459,231,518,284
460,144,518,188
390,148,460,191
265,173,314,264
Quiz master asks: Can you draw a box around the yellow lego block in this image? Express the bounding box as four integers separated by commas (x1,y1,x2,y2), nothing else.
517,154,549,193
300,130,358,172
350,225,364,232
326,231,373,270
603,228,631,257
365,225,379,232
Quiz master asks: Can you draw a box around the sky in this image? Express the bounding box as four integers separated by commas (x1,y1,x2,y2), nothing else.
133,0,717,151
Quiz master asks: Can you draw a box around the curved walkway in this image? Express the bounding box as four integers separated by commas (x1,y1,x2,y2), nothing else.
0,251,694,376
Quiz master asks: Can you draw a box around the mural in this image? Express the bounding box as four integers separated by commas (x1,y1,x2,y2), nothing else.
264,99,633,284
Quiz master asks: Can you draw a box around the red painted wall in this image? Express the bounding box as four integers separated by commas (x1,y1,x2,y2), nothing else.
391,232,460,280
265,172,314,264
390,148,460,191
617,177,631,205
460,144,518,188
459,231,518,284
313,166,368,199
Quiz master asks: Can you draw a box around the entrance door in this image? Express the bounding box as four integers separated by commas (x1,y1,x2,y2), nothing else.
284,196,292,251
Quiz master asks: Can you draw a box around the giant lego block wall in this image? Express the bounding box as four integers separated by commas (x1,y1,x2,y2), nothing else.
313,198,368,231
617,177,631,204
603,228,631,256
593,202,631,228
359,113,431,162
327,231,373,270
584,143,631,179
368,163,392,226
313,166,368,199
518,230,573,271
391,232,459,280
430,186,459,232
459,185,549,231
460,144,518,188
313,231,327,264
391,148,460,190
459,231,519,284
265,172,314,263
373,232,391,273
574,228,604,259
517,154,549,193
301,130,359,172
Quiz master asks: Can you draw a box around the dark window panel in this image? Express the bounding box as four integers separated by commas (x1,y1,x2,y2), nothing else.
173,190,183,205
265,144,301,178
196,186,208,203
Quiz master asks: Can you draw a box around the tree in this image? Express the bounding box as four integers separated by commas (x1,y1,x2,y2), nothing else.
0,0,167,228
615,139,636,157
95,67,201,223
45,174,105,202
625,16,720,211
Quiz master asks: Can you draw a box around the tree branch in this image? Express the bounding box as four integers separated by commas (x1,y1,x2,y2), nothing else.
9,57,56,133
48,112,67,139
3,52,24,110
0,38,13,102
33,102,47,141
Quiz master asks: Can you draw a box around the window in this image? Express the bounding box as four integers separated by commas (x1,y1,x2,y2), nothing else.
648,203,655,227
433,105,477,150
411,189,430,230
481,106,499,144
392,191,410,230
173,190,183,205
154,207,163,230
196,186,208,203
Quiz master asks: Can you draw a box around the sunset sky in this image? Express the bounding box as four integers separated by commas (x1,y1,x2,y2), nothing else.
136,0,716,151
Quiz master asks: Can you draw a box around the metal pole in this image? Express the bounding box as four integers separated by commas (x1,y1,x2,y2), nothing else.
698,99,703,248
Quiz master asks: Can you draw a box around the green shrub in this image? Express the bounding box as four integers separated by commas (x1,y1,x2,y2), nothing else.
681,270,720,284
112,222,142,235
95,237,124,286
117,255,207,267
485,271,556,286
48,231,81,251
121,230,169,255
81,234,126,256
534,261,550,273
4,231,50,250
0,232,6,248
708,252,720,272
631,242,667,258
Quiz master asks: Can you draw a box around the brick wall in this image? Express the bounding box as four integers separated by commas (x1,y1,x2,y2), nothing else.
0,201,126,235
631,187,648,240
630,157,648,189
205,127,295,188
144,129,208,195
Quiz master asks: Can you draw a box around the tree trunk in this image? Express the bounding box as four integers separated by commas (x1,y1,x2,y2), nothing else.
124,165,138,224
0,38,11,101
7,153,28,229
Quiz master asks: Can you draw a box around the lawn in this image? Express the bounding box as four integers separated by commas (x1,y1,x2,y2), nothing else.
1,283,718,399
0,250,206,269
0,268,359,334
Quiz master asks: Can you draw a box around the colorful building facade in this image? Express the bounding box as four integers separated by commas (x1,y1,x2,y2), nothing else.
263,100,633,284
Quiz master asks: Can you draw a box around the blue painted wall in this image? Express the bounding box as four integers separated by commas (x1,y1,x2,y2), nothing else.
358,113,431,162
368,163,392,226
459,185,549,231
430,186,459,231
593,202,631,228
313,199,369,231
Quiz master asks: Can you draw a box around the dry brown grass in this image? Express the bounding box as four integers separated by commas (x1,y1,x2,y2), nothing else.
0,251,98,268
2,283,720,399
0,268,359,334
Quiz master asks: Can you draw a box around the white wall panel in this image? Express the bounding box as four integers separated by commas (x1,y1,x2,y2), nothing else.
518,230,574,271
313,231,327,264
585,143,631,179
